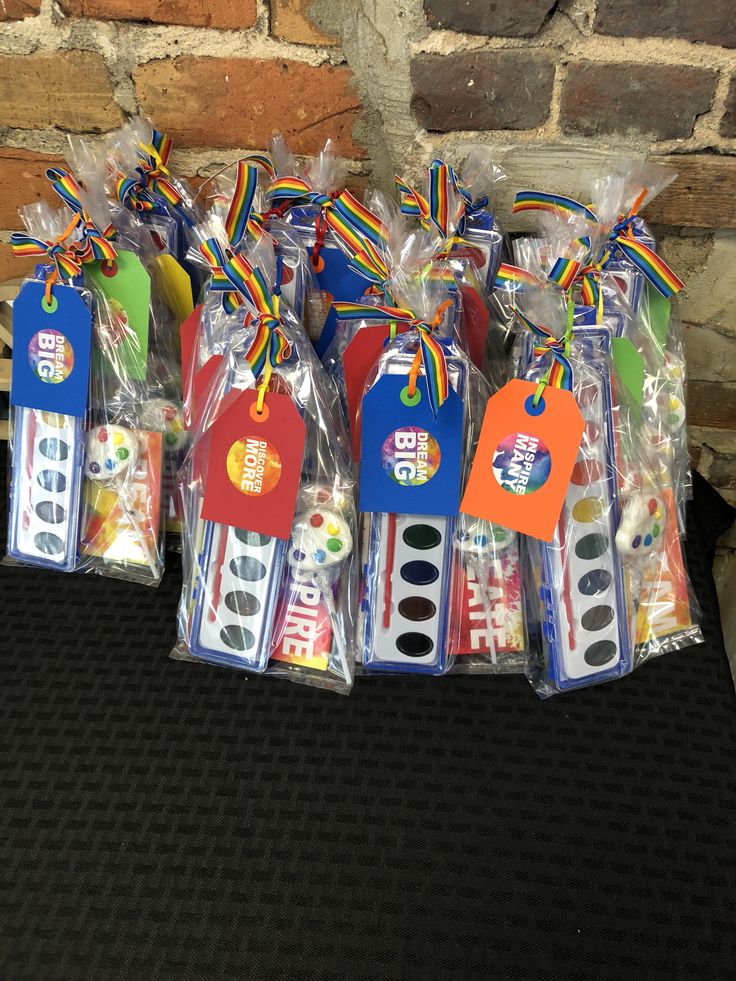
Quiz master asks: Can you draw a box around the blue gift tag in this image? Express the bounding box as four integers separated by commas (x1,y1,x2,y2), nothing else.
360,373,463,516
11,281,92,417
313,245,367,358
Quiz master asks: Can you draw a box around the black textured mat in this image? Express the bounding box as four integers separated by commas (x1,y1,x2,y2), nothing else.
1,461,735,980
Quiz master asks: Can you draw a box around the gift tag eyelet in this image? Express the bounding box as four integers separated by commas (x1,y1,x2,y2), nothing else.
400,386,421,408
524,394,546,417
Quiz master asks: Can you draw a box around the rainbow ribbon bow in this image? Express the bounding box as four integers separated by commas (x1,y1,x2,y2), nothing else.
10,231,84,280
605,213,684,298
45,168,117,263
333,300,450,415
268,176,387,257
198,155,277,312
514,307,574,395
397,159,493,260
116,129,186,218
199,237,244,315
512,189,683,299
12,167,117,283
223,154,275,249
207,248,291,380
396,159,463,240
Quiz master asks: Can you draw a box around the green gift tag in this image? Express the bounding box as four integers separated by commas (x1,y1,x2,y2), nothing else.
86,251,151,380
612,336,644,412
644,282,671,351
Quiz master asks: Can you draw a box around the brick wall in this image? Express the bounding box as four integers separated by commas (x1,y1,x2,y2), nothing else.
0,0,734,545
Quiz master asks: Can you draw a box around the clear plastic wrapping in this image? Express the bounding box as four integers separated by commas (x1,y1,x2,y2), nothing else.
102,116,202,266
266,136,383,356
173,240,357,692
346,259,527,675
510,284,701,696
71,134,193,549
7,190,166,584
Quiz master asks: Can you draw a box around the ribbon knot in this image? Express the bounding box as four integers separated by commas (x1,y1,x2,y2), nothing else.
12,167,119,303
512,187,683,299
200,237,242,314
612,213,638,238
11,225,83,304
116,130,186,217
457,191,489,234
44,167,118,264
396,159,463,240
514,306,574,402
267,176,387,261
200,242,291,382
333,298,452,415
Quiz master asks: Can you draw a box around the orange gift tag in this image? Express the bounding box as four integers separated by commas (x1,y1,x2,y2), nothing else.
461,379,584,542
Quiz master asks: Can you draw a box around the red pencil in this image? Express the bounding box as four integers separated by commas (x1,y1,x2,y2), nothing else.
208,524,229,623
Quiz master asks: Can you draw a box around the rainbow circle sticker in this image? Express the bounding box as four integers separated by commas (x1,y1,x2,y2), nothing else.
382,426,441,486
28,329,74,384
492,432,551,496
227,437,282,497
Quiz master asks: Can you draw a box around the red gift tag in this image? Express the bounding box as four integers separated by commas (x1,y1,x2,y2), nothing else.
459,285,489,371
180,304,202,429
201,389,306,539
461,379,584,542
343,323,408,460
189,354,225,483
192,355,223,424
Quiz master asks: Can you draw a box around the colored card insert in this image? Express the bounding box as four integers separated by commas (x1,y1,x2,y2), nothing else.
86,251,151,381
360,373,463,517
11,281,92,418
450,549,525,656
461,379,584,542
343,323,409,460
201,389,306,539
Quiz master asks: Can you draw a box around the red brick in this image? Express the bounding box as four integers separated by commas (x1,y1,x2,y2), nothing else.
0,0,40,20
411,51,554,132
0,243,36,283
424,0,555,37
561,62,716,140
0,52,122,133
271,0,337,45
595,0,736,49
134,56,363,156
59,0,256,30
0,148,66,229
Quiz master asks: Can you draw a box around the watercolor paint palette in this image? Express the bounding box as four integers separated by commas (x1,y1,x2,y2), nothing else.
8,407,84,571
533,362,632,690
189,517,287,672
362,356,466,674
364,512,455,672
